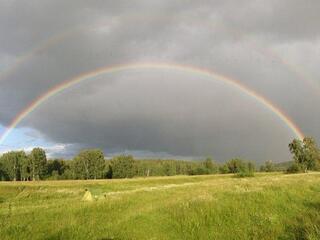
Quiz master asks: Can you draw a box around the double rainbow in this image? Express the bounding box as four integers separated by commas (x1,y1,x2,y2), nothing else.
0,62,304,145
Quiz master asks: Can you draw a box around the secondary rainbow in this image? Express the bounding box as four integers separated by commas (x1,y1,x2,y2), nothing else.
0,62,304,144
1,17,319,99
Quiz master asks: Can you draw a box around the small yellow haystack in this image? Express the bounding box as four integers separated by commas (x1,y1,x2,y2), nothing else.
82,189,93,201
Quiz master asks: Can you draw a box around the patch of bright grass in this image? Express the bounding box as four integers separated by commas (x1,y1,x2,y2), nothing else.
0,173,319,239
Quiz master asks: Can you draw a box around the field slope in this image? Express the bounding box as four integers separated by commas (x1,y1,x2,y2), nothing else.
1,173,320,240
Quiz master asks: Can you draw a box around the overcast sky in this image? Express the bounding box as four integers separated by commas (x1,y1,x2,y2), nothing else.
0,0,319,162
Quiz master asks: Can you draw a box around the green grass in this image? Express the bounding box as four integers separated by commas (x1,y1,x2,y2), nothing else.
1,173,320,239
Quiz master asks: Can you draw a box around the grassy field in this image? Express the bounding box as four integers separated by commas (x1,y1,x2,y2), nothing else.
1,173,320,240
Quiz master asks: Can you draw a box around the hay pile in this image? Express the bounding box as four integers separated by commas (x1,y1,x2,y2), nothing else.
82,189,93,201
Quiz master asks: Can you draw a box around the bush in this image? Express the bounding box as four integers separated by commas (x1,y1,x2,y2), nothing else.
187,166,207,175
236,169,254,178
286,163,303,174
224,158,255,177
219,164,229,174
203,158,218,174
60,169,74,180
226,159,245,173
260,160,274,172
236,161,255,178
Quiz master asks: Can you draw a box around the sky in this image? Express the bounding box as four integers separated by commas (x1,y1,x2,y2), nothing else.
0,0,319,162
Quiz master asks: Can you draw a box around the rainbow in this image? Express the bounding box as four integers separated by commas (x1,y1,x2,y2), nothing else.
0,28,81,82
0,62,304,145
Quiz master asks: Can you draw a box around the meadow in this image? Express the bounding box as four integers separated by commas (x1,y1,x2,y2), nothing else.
1,173,320,240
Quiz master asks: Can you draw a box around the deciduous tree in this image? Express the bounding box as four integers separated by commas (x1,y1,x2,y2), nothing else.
110,155,135,178
73,149,105,179
289,137,320,172
29,148,47,180
0,151,27,181
260,160,274,172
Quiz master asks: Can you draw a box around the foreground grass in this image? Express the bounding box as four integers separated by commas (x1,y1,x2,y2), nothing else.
0,173,320,240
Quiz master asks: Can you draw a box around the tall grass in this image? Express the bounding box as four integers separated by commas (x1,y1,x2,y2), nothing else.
0,173,319,239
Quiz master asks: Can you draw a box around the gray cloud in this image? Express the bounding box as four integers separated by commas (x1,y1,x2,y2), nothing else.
0,0,319,162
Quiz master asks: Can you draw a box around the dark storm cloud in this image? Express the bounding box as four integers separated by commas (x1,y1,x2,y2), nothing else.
0,0,319,162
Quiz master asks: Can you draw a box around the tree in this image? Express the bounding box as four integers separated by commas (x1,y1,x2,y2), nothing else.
203,157,218,174
60,160,74,180
29,148,47,180
260,160,274,172
224,158,255,177
21,155,31,181
110,155,135,178
73,149,105,179
46,159,69,179
0,151,27,181
162,161,176,176
236,161,255,177
289,137,320,172
89,150,105,179
47,159,61,176
219,164,229,174
0,162,9,181
303,137,320,170
247,162,255,175
286,162,302,174
226,159,245,173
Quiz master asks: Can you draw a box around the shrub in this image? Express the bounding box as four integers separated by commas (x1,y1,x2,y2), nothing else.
286,163,303,174
219,164,229,174
260,160,274,172
226,159,245,173
236,161,255,178
236,169,254,178
187,166,207,175
225,158,255,177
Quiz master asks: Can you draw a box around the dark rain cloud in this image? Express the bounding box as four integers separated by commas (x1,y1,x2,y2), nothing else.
0,0,319,162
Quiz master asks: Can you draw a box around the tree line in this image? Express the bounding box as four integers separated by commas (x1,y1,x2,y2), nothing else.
0,137,319,181
0,148,255,180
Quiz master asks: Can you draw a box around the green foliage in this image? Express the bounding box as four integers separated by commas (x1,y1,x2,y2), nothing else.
0,151,27,181
29,148,47,180
47,159,65,175
260,160,275,172
162,161,177,176
2,136,319,182
203,157,218,174
0,162,9,181
20,154,31,181
46,159,70,180
187,165,207,175
105,164,113,179
226,158,243,173
222,158,255,177
219,164,229,174
289,137,320,171
0,151,229,181
134,159,214,177
225,158,245,173
273,161,293,172
60,162,75,180
286,162,303,174
73,149,105,179
110,155,135,178
184,158,218,175
236,161,255,178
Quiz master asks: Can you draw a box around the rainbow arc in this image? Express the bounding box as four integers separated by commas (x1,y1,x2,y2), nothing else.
0,62,304,145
